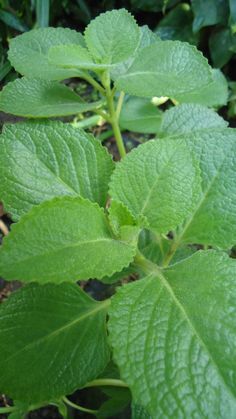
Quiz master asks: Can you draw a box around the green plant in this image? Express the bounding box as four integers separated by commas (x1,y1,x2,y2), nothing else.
0,8,236,419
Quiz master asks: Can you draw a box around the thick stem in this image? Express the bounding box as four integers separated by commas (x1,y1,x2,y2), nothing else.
62,397,98,415
102,72,126,158
83,378,128,389
106,90,126,158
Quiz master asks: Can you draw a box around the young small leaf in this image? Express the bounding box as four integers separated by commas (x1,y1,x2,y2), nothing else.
109,138,200,234
160,103,228,136
84,9,140,65
109,251,236,417
115,40,212,97
0,77,103,117
8,27,86,80
0,282,110,404
0,197,137,283
0,121,114,219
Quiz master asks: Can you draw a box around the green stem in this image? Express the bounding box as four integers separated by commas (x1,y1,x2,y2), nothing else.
107,93,126,157
97,128,114,143
83,378,128,389
134,251,161,276
82,73,105,95
102,73,126,158
0,406,17,413
94,108,111,122
62,396,98,416
162,241,179,267
116,91,125,120
71,115,101,129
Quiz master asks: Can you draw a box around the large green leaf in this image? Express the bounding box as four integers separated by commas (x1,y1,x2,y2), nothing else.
176,129,236,248
0,282,110,404
84,9,140,65
0,77,103,117
160,103,228,136
109,137,200,234
0,197,137,283
115,40,212,97
120,96,162,133
8,27,86,80
0,121,114,220
174,69,228,108
109,251,236,417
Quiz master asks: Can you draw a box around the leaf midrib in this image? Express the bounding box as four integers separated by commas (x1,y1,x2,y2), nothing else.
154,268,236,403
4,237,130,268
2,299,109,366
177,140,233,245
139,143,181,217
3,136,79,196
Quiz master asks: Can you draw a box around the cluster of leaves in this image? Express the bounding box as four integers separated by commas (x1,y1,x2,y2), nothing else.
0,7,236,419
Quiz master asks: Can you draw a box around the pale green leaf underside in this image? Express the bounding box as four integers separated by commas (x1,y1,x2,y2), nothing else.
109,138,200,234
161,103,228,136
115,40,212,97
120,96,162,133
174,69,228,108
0,283,110,404
0,121,114,220
177,129,236,248
109,251,236,418
48,44,111,70
8,27,86,80
84,9,140,65
0,197,136,283
0,77,102,117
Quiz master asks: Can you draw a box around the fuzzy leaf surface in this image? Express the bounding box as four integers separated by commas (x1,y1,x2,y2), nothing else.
8,27,86,80
0,283,110,404
48,44,110,70
177,129,236,248
174,69,228,108
161,103,228,136
84,9,140,64
120,96,162,133
115,40,212,97
109,251,236,417
110,25,160,81
0,197,137,283
0,121,114,220
0,78,102,117
109,138,200,234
